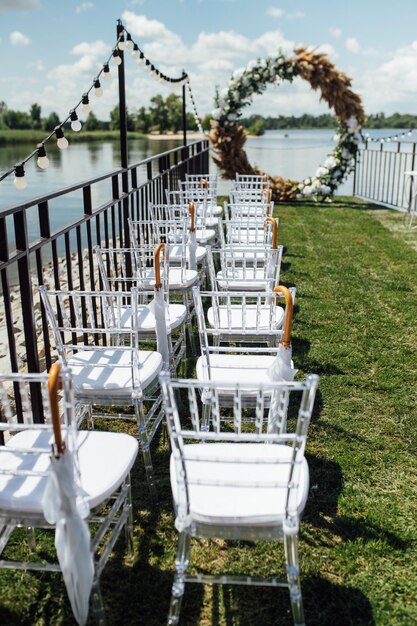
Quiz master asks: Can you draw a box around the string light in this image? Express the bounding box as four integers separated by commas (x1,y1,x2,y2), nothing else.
70,110,82,132
81,93,91,114
1,24,195,191
55,126,69,150
365,128,416,144
103,63,111,80
13,163,27,190
94,78,103,97
113,49,122,66
36,144,49,169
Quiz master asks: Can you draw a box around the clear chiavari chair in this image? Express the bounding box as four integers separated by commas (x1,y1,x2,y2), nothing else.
160,373,319,626
0,364,138,624
39,286,162,497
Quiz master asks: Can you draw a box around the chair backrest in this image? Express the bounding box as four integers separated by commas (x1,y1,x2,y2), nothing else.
225,201,273,221
0,366,76,490
206,246,283,291
39,287,141,357
193,286,286,343
220,217,277,247
235,173,270,187
94,245,170,294
160,373,319,530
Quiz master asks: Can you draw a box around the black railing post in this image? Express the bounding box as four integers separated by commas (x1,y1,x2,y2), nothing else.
117,19,131,249
182,72,187,148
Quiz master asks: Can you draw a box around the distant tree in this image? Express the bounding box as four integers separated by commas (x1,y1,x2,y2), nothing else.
2,109,32,129
149,94,169,132
30,103,42,129
165,94,182,132
201,114,213,131
134,106,151,133
43,111,60,131
248,118,266,135
83,111,102,131
109,105,135,131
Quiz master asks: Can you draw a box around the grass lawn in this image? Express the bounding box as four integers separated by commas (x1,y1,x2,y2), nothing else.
0,196,416,625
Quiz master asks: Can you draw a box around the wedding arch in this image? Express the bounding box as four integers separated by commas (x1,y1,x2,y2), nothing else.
209,47,366,201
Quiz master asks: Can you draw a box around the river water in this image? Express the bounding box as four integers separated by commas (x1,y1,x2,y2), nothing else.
0,128,410,211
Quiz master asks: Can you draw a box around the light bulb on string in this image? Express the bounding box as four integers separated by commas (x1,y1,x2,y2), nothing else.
94,78,103,97
408,130,412,136
139,52,145,65
113,49,122,66
14,163,27,190
126,33,133,49
70,109,82,132
82,93,91,114
103,63,111,80
132,43,139,59
36,143,49,169
118,34,125,50
145,60,151,72
55,126,69,150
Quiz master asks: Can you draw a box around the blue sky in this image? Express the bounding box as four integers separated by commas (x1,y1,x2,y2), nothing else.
1,0,417,121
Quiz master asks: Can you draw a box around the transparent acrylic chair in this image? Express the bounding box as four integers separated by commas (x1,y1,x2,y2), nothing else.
39,286,162,497
198,283,296,347
160,373,319,626
219,216,278,248
180,177,222,216
0,364,138,624
235,172,269,188
166,189,220,231
224,199,274,220
193,283,297,399
131,205,207,266
207,244,283,291
95,244,190,366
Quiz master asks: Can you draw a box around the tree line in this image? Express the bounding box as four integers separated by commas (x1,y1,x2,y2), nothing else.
1,97,417,135
0,95,201,134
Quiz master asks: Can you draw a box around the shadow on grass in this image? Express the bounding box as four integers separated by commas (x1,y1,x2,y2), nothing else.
208,575,374,626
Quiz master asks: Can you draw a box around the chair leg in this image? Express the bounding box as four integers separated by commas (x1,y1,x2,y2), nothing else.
183,291,196,356
284,530,305,626
134,400,157,500
168,532,191,625
124,482,135,559
90,579,107,625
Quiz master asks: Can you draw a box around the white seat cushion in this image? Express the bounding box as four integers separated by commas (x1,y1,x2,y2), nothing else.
68,348,162,396
116,304,187,333
139,268,199,290
168,244,207,264
207,305,284,331
196,353,276,385
0,429,138,515
195,229,216,244
170,443,308,525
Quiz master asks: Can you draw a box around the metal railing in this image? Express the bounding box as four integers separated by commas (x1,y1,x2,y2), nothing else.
0,140,209,421
353,139,416,210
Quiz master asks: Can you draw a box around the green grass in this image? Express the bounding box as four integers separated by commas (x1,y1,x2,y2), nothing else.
1,196,416,625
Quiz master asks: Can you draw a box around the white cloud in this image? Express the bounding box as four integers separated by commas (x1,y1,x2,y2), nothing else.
192,31,256,61
10,31,30,46
71,41,109,57
345,37,361,54
122,11,180,42
0,0,38,12
329,27,341,39
267,7,285,18
254,30,294,56
75,2,94,14
359,41,417,112
315,43,338,60
29,59,45,71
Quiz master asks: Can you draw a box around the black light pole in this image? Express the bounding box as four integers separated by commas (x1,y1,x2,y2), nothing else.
182,71,187,148
116,19,131,248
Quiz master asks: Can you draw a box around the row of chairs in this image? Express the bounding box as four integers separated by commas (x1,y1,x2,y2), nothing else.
0,173,318,626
